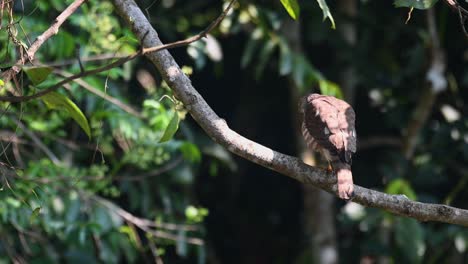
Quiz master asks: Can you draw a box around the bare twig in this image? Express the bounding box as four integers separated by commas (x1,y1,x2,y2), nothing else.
0,0,236,103
113,156,183,181
112,0,468,226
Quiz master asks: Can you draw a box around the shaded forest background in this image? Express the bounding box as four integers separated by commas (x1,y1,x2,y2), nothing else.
0,0,468,263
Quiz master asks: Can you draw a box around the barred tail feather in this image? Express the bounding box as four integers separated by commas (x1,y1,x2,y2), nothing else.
334,163,354,200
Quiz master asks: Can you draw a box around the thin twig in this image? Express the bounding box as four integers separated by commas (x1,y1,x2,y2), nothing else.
11,116,61,165
91,194,203,244
113,156,183,181
55,70,143,118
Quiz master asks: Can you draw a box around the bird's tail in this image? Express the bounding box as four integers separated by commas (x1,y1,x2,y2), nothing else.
333,162,354,200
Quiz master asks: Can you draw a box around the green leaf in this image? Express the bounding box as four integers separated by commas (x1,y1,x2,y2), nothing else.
280,0,300,20
255,40,277,79
394,0,438,9
395,218,425,263
29,207,41,224
385,178,417,200
315,0,336,29
318,79,344,99
119,226,139,247
24,66,53,85
241,32,261,68
278,39,293,75
79,227,87,245
180,142,201,163
41,92,91,138
0,79,4,86
159,112,180,143
185,205,198,220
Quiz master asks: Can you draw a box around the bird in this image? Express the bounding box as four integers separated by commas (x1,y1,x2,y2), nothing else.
299,93,357,200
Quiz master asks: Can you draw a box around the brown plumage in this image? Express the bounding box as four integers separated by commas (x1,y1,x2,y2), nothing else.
300,93,357,200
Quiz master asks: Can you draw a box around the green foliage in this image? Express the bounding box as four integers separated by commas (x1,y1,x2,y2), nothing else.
0,1,210,262
394,0,439,9
159,112,180,143
240,10,342,95
385,178,417,200
1,0,467,263
185,206,209,223
24,66,53,85
280,0,300,20
41,92,92,138
395,218,425,263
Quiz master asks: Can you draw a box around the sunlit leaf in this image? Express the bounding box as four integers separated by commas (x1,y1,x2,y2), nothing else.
319,79,343,99
119,226,139,247
280,0,300,20
185,205,198,220
24,66,53,85
0,79,4,86
394,0,438,9
41,92,91,138
159,112,180,142
385,178,417,200
315,0,336,29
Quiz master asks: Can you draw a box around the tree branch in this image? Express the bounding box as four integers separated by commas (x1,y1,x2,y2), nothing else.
111,0,468,227
0,0,236,103
1,0,88,83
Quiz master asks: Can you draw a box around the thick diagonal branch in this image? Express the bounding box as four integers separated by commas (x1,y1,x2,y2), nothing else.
111,0,468,226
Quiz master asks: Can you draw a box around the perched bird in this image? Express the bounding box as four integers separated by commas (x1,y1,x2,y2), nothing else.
299,93,357,200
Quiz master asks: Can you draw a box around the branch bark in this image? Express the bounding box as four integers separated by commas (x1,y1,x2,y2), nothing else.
111,0,468,226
